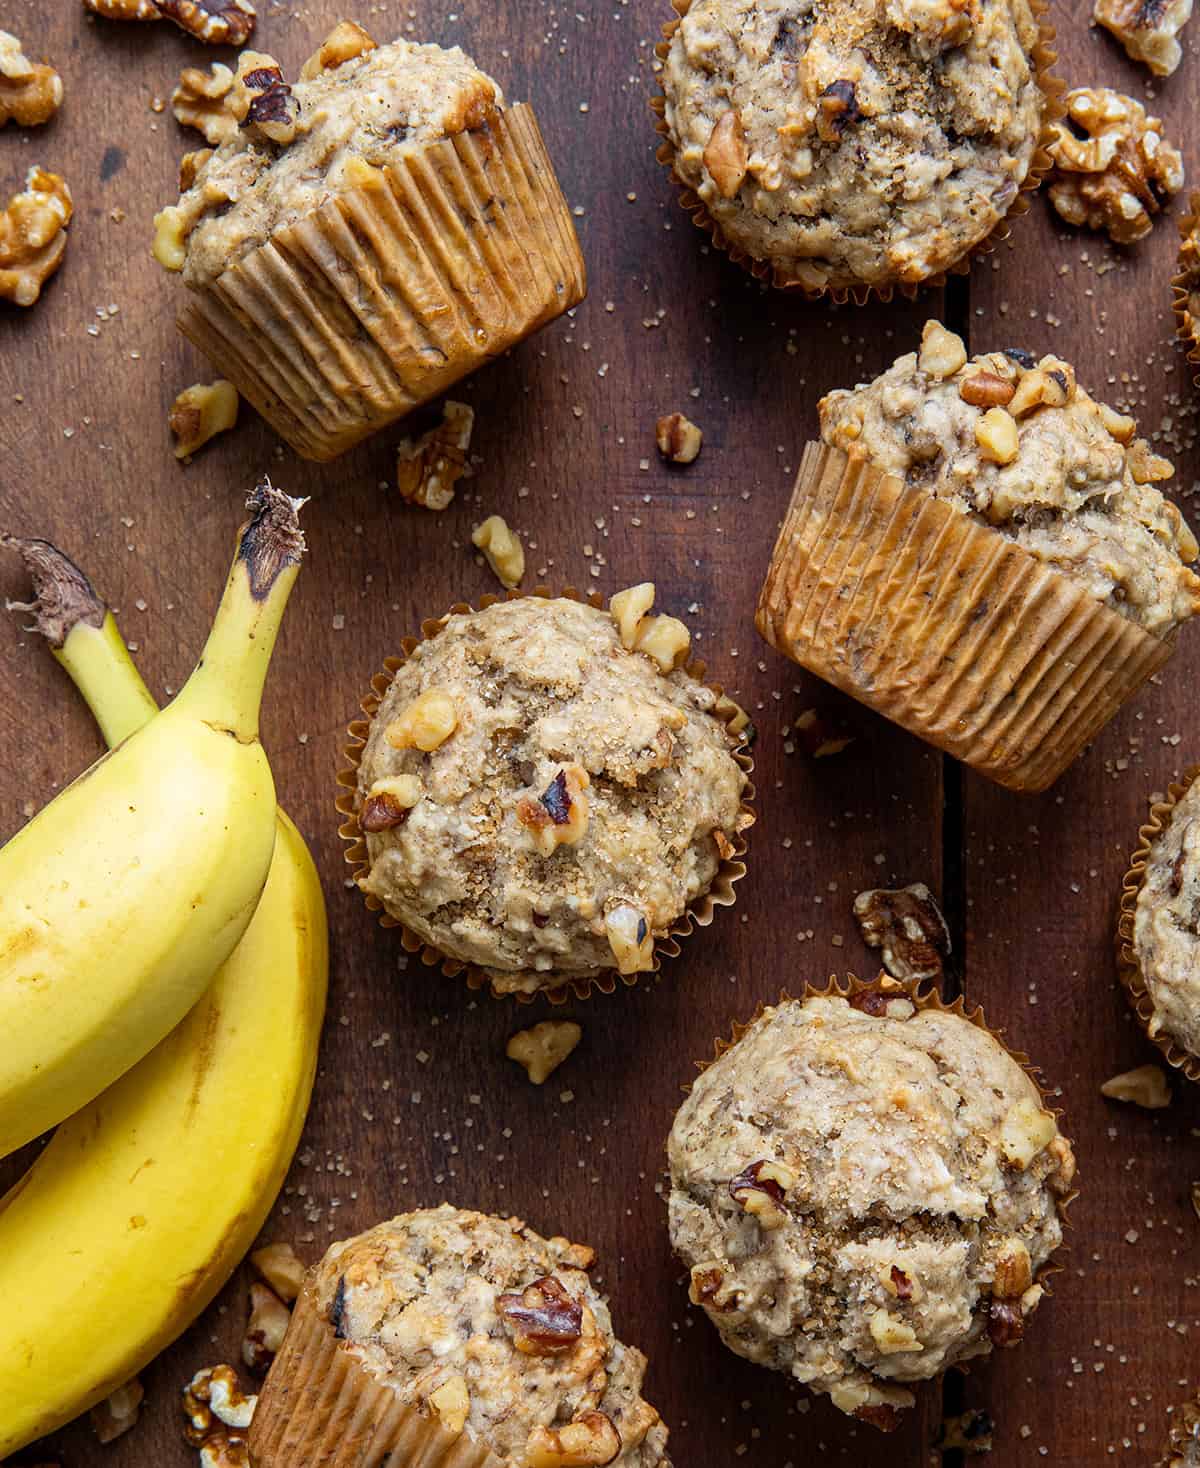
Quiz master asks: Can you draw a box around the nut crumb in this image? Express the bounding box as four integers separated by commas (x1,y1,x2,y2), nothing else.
169,380,238,459
1100,1063,1171,1109
472,514,525,589
242,1282,290,1374
507,1021,582,1085
655,411,703,464
84,0,161,18
250,1241,305,1302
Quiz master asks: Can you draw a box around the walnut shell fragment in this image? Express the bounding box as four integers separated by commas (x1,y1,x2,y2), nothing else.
852,883,951,982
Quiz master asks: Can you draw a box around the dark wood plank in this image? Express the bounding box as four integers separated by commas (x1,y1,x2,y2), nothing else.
960,1,1200,1462
1,1,1110,1465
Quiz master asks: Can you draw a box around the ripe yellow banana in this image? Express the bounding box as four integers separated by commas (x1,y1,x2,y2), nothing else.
0,543,328,1457
0,481,305,1160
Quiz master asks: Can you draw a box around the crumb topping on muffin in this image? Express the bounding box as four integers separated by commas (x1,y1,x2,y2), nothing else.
311,1206,670,1466
354,595,751,994
158,32,504,288
667,992,1075,1425
819,324,1200,634
1134,776,1200,1058
660,0,1046,292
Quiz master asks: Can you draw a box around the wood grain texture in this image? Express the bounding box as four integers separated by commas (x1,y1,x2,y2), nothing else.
0,1,1195,1465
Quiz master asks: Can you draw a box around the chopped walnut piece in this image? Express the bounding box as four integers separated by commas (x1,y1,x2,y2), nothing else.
182,1366,257,1451
959,371,1016,408
1127,437,1174,484
935,1409,996,1453
730,1159,795,1229
987,1297,1025,1347
84,0,161,18
299,21,377,80
604,902,654,974
1191,1181,1200,1221
170,380,239,459
497,1276,584,1356
1008,360,1074,417
689,1263,741,1312
250,1241,306,1302
1047,88,1184,244
1100,1063,1171,1108
472,514,525,589
703,109,748,199
992,1236,1033,1297
0,32,63,128
361,774,423,833
155,0,257,46
172,62,238,145
396,401,474,511
1094,0,1193,75
610,582,656,649
869,1307,923,1355
242,1282,291,1373
90,1378,144,1444
0,166,72,307
385,690,458,753
179,148,213,192
518,764,591,857
524,1412,621,1468
853,883,950,983
428,1376,470,1436
633,614,691,673
198,1432,251,1468
153,203,189,272
998,1098,1057,1169
975,407,1019,465
918,320,968,380
655,411,703,464
507,1020,583,1085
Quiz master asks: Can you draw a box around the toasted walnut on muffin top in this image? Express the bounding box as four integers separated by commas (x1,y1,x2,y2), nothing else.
155,27,504,287
668,990,1075,1427
353,592,751,994
659,0,1047,292
819,323,1200,635
311,1207,671,1467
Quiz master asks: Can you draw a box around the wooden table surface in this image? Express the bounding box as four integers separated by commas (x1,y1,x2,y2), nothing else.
3,1,1200,1464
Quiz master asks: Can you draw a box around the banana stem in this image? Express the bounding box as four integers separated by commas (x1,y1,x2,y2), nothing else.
3,536,158,747
171,479,306,742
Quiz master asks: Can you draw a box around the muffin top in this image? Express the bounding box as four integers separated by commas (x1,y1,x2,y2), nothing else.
819,323,1200,635
1134,775,1200,1058
311,1207,669,1467
659,0,1045,292
667,990,1076,1425
354,593,751,994
157,30,504,288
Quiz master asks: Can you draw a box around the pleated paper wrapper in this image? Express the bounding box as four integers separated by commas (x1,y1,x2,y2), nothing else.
755,443,1174,792
179,105,586,462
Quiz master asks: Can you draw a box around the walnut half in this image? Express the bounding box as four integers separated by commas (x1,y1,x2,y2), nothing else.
524,1412,621,1468
155,0,257,46
172,62,238,146
0,166,72,307
0,32,63,128
396,401,474,511
1047,88,1184,244
853,883,951,983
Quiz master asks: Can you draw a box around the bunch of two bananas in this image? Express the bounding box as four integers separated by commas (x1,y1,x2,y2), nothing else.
0,485,329,1457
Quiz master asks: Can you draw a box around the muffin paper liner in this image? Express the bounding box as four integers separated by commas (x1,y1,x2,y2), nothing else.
755,442,1174,792
685,974,1076,1421
649,0,1064,303
1162,1392,1200,1467
249,1283,506,1468
1116,765,1200,1082
1172,192,1200,383
335,586,755,1005
177,104,586,462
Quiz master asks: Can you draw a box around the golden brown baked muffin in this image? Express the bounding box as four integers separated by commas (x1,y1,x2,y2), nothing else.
344,591,753,997
1118,767,1200,1079
667,984,1076,1429
154,24,585,461
250,1206,670,1468
655,0,1056,296
757,323,1200,791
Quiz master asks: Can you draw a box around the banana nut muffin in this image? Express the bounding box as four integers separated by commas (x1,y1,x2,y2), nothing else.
1133,775,1200,1059
658,0,1049,293
155,31,505,287
1166,1398,1200,1466
352,592,751,995
310,1207,670,1466
819,323,1200,635
667,989,1076,1427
